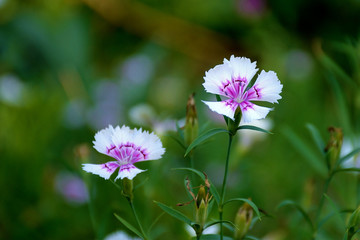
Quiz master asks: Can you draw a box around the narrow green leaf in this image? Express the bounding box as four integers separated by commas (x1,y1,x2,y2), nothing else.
320,54,356,87
166,134,186,150
337,147,360,167
282,126,327,177
237,125,272,134
223,198,261,220
306,123,325,154
343,230,349,240
114,213,143,238
216,94,229,126
147,212,165,234
333,168,360,175
322,194,345,229
277,200,314,231
134,177,149,191
191,234,233,240
174,167,220,205
185,128,229,157
154,201,193,226
204,220,237,230
318,209,354,229
326,74,352,137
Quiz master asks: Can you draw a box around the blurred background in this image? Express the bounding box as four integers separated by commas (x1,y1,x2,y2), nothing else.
0,0,360,239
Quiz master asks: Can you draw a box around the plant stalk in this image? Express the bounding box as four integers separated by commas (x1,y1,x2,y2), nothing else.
219,134,233,240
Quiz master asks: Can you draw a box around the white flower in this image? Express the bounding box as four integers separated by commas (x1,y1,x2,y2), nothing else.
82,125,165,180
202,56,282,123
104,230,141,240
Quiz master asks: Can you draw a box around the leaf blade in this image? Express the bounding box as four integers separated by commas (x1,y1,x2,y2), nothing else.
306,123,325,154
185,128,229,157
154,201,193,226
282,126,327,177
114,213,143,238
237,125,272,134
223,198,261,220
277,200,314,231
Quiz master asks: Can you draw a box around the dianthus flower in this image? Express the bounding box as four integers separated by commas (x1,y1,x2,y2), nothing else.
203,56,282,123
82,125,165,180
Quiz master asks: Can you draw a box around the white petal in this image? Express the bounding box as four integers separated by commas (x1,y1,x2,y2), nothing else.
240,102,272,123
132,128,165,161
93,125,116,155
225,56,258,87
115,164,146,180
202,100,237,120
248,70,283,103
203,62,233,96
82,162,119,180
111,126,165,162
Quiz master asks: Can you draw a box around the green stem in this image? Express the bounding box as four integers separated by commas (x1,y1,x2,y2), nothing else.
315,172,334,228
219,134,233,240
129,200,148,240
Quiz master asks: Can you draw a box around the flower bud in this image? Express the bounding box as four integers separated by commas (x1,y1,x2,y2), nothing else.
347,205,360,239
234,201,253,240
325,127,343,170
184,93,198,146
121,177,133,201
195,186,208,227
228,107,242,136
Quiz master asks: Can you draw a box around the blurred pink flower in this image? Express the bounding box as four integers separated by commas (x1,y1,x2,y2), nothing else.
55,172,89,205
202,56,282,123
82,125,165,180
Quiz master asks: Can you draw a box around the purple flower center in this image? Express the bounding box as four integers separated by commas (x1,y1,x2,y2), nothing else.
106,142,148,164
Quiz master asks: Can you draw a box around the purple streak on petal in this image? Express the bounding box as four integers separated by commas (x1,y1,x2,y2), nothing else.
245,84,262,100
224,99,240,111
102,162,119,173
240,101,255,112
119,164,136,173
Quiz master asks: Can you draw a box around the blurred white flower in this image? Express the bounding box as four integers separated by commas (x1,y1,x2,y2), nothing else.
55,171,89,205
129,103,178,136
285,49,314,81
185,224,219,237
0,74,26,106
341,138,360,169
129,104,156,126
104,230,141,240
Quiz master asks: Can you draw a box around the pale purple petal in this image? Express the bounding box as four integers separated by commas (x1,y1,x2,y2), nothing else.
115,164,146,180
82,162,119,180
240,101,272,123
202,100,238,120
246,70,282,103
